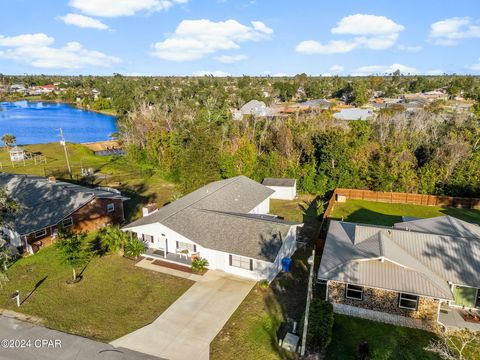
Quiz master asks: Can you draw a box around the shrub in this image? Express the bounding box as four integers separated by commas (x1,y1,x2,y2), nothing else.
99,226,130,254
124,239,145,259
191,258,209,272
307,299,334,351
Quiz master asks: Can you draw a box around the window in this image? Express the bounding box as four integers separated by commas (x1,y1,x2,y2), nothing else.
62,217,73,227
34,229,47,238
107,203,115,213
399,293,419,310
176,241,196,253
143,234,154,243
229,254,253,271
346,284,363,301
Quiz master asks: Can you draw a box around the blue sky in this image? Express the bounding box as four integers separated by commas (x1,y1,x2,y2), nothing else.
1,0,480,76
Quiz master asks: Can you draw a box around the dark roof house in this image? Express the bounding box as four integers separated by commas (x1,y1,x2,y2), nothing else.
0,173,126,252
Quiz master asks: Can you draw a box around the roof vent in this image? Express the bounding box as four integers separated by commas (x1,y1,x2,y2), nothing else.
48,176,56,183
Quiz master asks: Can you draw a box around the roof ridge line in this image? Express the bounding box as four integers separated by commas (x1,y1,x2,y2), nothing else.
156,176,243,223
197,208,300,225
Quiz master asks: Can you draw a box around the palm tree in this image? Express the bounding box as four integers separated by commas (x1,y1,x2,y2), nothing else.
1,134,16,149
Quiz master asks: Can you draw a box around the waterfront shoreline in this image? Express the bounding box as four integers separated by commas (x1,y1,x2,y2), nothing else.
0,97,118,117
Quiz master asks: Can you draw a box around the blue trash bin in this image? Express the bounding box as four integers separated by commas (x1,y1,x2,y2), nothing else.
281,257,292,272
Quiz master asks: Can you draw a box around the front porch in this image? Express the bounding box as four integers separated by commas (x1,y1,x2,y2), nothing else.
438,306,480,331
142,248,193,266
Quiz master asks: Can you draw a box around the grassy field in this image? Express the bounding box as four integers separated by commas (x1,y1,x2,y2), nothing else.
211,196,321,360
330,199,480,226
0,143,177,221
326,314,439,360
0,246,193,342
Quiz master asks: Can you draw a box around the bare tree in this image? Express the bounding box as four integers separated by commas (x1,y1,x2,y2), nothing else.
425,328,480,360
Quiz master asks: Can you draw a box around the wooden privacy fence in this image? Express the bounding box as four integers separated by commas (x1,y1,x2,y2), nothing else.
325,188,480,217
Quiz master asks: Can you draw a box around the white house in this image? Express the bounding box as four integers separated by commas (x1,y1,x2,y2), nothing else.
333,108,374,121
233,100,275,120
262,178,297,200
123,176,302,282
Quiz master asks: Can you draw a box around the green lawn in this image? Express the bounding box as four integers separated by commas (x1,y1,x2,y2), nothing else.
330,199,480,226
326,314,440,360
0,142,113,177
0,246,193,342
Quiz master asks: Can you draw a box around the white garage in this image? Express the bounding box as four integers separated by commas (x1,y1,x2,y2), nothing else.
262,178,297,200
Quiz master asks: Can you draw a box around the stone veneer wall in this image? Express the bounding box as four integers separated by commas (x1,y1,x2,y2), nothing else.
328,281,439,321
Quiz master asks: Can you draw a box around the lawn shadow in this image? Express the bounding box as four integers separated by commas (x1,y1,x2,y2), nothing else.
330,208,402,227
21,276,47,305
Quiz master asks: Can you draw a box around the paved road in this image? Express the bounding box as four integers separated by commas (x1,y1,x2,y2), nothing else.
0,315,162,360
111,270,255,360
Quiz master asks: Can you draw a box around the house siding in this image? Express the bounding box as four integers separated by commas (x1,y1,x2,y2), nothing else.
266,185,296,200
327,281,439,322
25,197,124,249
127,222,299,282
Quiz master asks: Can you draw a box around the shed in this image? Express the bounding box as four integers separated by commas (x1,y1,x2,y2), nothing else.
9,146,26,162
262,178,297,200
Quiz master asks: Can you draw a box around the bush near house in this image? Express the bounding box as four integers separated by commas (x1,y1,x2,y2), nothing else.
307,299,334,351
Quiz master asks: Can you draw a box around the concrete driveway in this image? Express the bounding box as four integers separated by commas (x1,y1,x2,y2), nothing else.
111,270,255,360
0,315,162,360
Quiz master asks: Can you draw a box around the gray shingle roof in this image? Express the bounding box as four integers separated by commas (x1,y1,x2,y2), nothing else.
318,218,480,299
262,178,296,187
123,176,300,262
0,173,123,235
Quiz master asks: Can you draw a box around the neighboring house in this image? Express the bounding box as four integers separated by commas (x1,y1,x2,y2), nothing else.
233,100,275,120
298,99,331,111
318,216,480,330
333,108,374,121
262,178,297,200
0,173,126,253
123,176,302,282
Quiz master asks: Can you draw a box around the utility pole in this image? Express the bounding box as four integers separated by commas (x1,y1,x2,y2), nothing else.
59,128,72,178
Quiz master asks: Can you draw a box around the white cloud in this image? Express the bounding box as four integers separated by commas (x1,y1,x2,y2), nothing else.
70,0,187,18
215,54,247,63
331,14,404,35
296,40,357,54
467,58,480,72
0,33,120,69
329,64,344,72
59,13,109,30
0,33,54,47
192,70,231,77
151,19,273,61
398,44,423,52
296,14,403,55
353,63,417,76
429,17,480,45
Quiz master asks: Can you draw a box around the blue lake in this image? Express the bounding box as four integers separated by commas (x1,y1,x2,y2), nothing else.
0,101,118,145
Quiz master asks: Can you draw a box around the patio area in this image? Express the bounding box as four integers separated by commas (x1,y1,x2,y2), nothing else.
438,306,480,331
142,248,192,266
